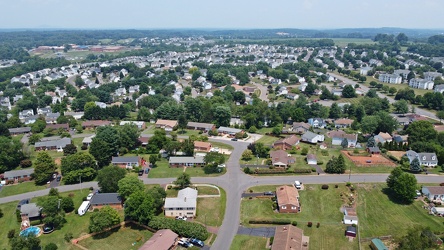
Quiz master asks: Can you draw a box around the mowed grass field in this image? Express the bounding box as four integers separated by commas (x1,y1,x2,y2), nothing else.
230,235,268,250
240,184,358,250
0,182,46,198
357,184,444,238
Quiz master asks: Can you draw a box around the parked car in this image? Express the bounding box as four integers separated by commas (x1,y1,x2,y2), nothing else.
86,193,94,201
264,191,274,196
178,238,193,248
17,199,30,209
175,216,187,221
231,138,238,141
56,175,62,182
416,190,421,198
138,169,144,176
188,238,205,247
144,168,150,174
294,181,302,189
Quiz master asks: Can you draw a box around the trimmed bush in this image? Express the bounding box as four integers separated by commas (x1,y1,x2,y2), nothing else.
249,219,291,225
317,222,320,228
148,217,209,240
335,184,339,188
317,161,323,165
321,184,329,190
307,222,313,227
294,169,312,174
291,221,297,226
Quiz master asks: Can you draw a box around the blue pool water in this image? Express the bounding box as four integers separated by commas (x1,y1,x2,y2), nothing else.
19,226,41,237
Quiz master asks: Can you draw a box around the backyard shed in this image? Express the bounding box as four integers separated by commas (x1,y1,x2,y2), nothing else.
345,226,357,238
370,238,388,250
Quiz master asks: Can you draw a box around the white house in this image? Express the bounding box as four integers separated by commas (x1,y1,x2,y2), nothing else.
422,186,444,202
330,131,358,148
405,150,438,167
409,78,434,90
301,131,324,144
164,187,198,218
378,73,402,84
435,84,444,94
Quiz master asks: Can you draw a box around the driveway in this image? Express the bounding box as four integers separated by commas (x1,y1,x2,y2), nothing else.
251,82,269,102
237,226,275,238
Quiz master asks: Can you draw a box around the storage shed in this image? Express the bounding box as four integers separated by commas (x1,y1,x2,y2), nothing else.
345,226,357,238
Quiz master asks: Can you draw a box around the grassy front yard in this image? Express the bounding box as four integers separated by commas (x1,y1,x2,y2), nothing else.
0,181,46,198
358,184,444,238
230,235,268,250
240,184,358,249
78,223,153,250
194,188,226,227
148,159,225,178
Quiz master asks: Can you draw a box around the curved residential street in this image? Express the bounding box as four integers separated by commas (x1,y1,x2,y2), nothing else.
1,139,444,250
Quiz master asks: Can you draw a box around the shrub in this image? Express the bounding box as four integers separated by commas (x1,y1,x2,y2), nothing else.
44,243,58,250
311,168,317,172
307,222,313,227
16,209,21,222
346,182,351,187
148,217,209,240
81,144,88,150
64,233,73,242
20,159,33,168
294,169,312,174
291,221,298,226
249,189,253,193
272,203,277,210
335,184,339,188
249,197,253,200
270,236,274,245
317,161,323,165
7,229,15,239
317,222,320,228
68,192,75,197
249,219,291,225
440,183,444,186
89,186,94,191
321,185,329,189
243,167,252,174
136,236,142,242
301,147,309,155
321,150,329,156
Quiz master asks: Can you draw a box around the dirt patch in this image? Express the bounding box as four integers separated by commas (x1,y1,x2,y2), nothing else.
342,151,396,167
387,151,406,161
54,158,61,166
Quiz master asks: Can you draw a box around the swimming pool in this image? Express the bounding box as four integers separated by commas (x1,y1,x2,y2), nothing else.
19,226,41,237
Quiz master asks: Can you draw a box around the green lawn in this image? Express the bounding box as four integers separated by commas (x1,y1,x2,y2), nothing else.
211,141,234,151
78,223,153,250
0,181,47,198
0,201,22,249
230,235,268,250
358,184,444,238
194,188,226,227
148,159,225,178
256,135,279,146
240,184,357,249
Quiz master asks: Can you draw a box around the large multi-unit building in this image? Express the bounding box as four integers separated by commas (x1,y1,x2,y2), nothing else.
378,73,402,84
409,78,435,90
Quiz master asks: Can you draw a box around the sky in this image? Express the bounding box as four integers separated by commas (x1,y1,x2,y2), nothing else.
1,0,443,30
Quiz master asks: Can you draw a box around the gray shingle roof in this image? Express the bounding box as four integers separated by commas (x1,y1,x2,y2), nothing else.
90,193,121,205
111,156,139,164
35,137,71,148
20,203,41,218
169,156,205,164
4,168,34,178
8,127,31,133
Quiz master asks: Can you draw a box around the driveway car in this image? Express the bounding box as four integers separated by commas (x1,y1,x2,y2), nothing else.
178,238,193,248
263,191,274,196
231,138,238,141
86,193,94,201
189,238,205,247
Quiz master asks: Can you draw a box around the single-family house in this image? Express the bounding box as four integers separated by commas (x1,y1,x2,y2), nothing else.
217,126,243,136
273,135,300,150
155,119,178,132
90,193,123,210
111,156,143,169
138,229,178,250
187,122,215,132
301,131,324,144
138,136,149,147
164,187,198,218
343,207,358,225
169,156,205,167
194,141,212,152
374,132,392,144
34,138,71,151
370,238,389,250
306,154,317,165
270,150,295,167
307,118,326,128
435,84,444,94
292,122,310,134
82,120,112,129
64,112,84,120
405,150,438,167
334,118,354,128
271,225,309,250
276,185,300,213
20,203,42,220
46,123,69,131
286,93,299,100
94,101,107,108
82,134,95,147
8,127,31,135
422,186,444,202
230,117,244,126
37,107,52,115
3,168,34,183
19,109,34,120
120,121,146,130
330,131,358,148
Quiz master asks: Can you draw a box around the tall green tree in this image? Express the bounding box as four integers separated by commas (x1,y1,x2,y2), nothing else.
118,175,145,200
397,226,439,250
33,152,56,185
178,114,187,133
342,85,356,98
410,158,422,172
89,138,111,167
0,136,24,171
329,102,342,119
341,138,349,149
124,190,156,224
367,136,376,148
174,173,191,189
61,152,97,175
97,166,127,193
117,124,140,150
89,206,121,233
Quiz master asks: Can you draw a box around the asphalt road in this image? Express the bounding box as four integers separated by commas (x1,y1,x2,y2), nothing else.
251,82,269,102
328,72,438,120
2,138,444,250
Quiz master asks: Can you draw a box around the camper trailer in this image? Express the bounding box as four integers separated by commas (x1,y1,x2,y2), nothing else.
78,201,90,216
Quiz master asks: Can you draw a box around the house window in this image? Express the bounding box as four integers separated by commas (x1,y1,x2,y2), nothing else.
291,206,297,210
282,206,287,209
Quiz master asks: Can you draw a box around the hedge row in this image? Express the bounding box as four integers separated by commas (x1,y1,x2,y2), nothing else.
249,219,291,225
254,169,287,174
294,169,312,173
148,217,209,240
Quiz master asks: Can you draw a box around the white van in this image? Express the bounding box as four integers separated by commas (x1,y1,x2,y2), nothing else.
294,181,302,189
78,201,91,216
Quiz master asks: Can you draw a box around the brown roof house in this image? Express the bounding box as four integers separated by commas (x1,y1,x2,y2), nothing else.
273,135,300,150
139,229,178,250
155,119,178,132
82,120,112,129
272,225,309,250
194,141,212,152
276,185,300,213
292,122,310,134
334,118,354,128
187,122,215,132
270,150,295,168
